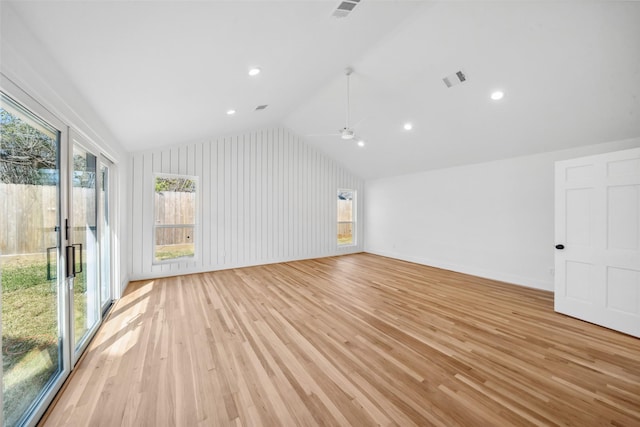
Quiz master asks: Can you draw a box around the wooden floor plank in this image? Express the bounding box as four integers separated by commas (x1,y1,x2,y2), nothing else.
40,254,640,426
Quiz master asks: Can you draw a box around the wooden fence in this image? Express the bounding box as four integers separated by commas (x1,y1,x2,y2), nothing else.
2,184,347,254
337,199,353,241
0,183,95,255
1,183,57,255
337,199,353,222
154,191,195,246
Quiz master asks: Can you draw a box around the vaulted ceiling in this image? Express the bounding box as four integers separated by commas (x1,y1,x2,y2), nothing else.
5,1,640,179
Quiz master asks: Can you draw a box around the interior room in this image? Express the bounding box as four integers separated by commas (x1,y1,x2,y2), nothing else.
1,1,639,426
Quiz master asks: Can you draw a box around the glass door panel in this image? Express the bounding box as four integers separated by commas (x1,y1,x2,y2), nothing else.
71,145,100,354
1,93,64,426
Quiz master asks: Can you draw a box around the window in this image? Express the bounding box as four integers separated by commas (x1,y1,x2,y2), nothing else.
337,189,355,246
154,174,197,262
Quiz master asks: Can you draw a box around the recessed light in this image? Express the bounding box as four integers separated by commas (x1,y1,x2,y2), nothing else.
491,91,504,101
403,123,413,131
357,140,365,147
226,109,236,115
248,67,261,76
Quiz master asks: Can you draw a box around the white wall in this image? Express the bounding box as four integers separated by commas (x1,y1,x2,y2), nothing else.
365,138,640,291
1,3,129,294
129,128,363,279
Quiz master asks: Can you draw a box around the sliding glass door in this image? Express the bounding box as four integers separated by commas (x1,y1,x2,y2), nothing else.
1,92,68,427
1,86,115,426
70,141,101,358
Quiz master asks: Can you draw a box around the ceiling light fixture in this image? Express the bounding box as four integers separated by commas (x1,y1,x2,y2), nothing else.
248,67,261,76
403,123,413,131
357,140,365,147
340,128,355,140
491,91,504,101
226,109,236,115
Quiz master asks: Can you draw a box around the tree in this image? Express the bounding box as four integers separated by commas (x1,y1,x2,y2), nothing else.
0,108,57,185
155,177,195,193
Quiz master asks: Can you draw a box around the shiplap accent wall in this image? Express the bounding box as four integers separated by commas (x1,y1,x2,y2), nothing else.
129,128,363,279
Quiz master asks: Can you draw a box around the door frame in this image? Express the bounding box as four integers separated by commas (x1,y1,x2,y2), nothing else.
68,129,108,365
99,156,115,315
1,75,119,426
1,75,72,427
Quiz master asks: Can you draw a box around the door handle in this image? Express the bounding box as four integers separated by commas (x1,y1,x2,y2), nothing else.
555,244,565,250
66,245,75,278
46,246,57,280
72,243,83,274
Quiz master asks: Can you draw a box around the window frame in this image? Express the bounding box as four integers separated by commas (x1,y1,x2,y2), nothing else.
152,172,198,264
337,188,356,247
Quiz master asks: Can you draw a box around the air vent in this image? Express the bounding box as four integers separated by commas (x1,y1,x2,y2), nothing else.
332,0,361,18
255,104,268,111
443,70,467,88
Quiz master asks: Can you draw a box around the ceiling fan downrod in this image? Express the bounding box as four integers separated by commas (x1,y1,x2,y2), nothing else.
340,67,355,140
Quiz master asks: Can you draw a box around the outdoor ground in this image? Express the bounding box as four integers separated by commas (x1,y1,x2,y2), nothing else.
155,244,194,261
1,254,88,426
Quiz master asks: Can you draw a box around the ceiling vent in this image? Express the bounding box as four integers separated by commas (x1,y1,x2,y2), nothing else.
443,70,467,88
255,104,268,111
332,0,361,18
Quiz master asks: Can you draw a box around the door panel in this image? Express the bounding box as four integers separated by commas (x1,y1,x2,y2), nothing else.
1,92,67,426
565,261,593,302
606,267,639,314
555,147,640,337
607,185,638,250
70,143,100,356
565,188,593,246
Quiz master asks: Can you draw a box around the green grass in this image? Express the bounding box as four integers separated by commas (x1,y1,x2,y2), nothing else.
338,235,353,245
1,262,52,293
155,244,195,261
2,257,59,426
0,255,96,426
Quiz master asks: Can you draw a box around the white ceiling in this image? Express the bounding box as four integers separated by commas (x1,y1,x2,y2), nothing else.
5,1,640,179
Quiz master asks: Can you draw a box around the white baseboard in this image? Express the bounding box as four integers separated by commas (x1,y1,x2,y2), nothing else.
364,249,553,292
128,248,363,282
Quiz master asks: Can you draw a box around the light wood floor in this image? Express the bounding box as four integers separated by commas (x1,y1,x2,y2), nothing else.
41,253,640,426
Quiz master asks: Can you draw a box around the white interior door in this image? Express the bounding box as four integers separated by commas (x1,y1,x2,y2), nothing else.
555,147,640,338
